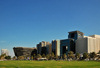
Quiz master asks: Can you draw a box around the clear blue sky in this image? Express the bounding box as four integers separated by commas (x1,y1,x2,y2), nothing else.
0,0,100,57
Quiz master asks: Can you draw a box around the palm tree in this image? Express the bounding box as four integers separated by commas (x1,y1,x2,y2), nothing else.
42,54,46,58
5,56,11,60
63,53,67,60
37,54,42,58
55,55,58,60
75,53,80,60
90,52,97,60
98,50,100,54
12,56,17,60
0,54,6,60
51,52,54,59
83,53,89,59
18,56,25,60
46,54,50,60
68,51,75,59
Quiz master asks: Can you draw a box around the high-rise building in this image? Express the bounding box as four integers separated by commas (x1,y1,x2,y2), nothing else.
52,40,60,56
46,43,52,55
76,35,100,53
60,39,74,56
1,49,9,56
37,41,51,55
68,31,84,53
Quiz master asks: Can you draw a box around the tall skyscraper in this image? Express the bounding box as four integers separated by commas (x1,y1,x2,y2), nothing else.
52,40,60,56
37,41,51,55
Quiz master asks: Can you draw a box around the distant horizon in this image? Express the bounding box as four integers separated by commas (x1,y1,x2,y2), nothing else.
0,0,100,57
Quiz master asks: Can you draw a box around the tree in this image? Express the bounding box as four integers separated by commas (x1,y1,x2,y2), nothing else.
31,56,34,60
33,54,36,60
0,54,6,60
56,55,59,60
90,52,97,59
68,51,75,59
63,53,67,60
75,53,80,59
46,54,50,60
42,54,46,58
98,50,100,54
12,56,17,60
37,54,42,58
5,56,11,60
18,56,25,60
83,53,89,59
51,52,54,59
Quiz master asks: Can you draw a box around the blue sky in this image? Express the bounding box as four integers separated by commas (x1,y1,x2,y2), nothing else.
0,0,100,57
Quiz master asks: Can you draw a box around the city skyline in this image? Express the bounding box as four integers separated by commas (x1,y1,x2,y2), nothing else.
0,0,100,57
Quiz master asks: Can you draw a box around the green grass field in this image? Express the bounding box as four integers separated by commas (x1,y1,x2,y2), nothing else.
0,60,100,68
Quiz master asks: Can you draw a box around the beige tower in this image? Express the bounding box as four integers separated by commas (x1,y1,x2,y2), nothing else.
76,35,100,53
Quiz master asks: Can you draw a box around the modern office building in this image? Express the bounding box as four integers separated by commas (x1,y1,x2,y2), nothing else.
46,43,52,55
1,49,9,56
52,40,60,56
37,41,51,55
68,31,84,53
60,39,74,56
52,31,84,56
76,35,100,53
13,47,37,57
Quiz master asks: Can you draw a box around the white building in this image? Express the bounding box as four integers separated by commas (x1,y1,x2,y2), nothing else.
1,49,9,56
52,40,60,56
76,35,100,53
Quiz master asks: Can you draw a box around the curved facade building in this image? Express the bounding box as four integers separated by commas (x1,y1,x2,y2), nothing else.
13,47,37,57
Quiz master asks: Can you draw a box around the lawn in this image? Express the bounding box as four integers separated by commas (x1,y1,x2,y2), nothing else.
0,60,100,68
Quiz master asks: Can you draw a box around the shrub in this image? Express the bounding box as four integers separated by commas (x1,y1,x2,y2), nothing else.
42,54,46,58
68,51,75,59
90,52,97,59
63,53,67,60
75,53,80,59
18,56,25,60
37,54,42,58
5,56,11,60
83,53,89,59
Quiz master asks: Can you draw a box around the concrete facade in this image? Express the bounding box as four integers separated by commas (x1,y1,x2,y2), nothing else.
37,41,51,55
46,43,52,55
60,39,74,56
76,35,100,53
52,40,60,56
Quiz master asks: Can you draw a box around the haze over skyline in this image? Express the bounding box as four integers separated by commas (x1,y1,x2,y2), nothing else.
0,0,100,57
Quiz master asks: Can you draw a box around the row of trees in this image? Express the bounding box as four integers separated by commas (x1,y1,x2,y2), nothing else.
16,50,100,60
1,50,100,60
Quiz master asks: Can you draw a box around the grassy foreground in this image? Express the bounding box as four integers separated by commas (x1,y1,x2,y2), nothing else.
0,60,100,68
